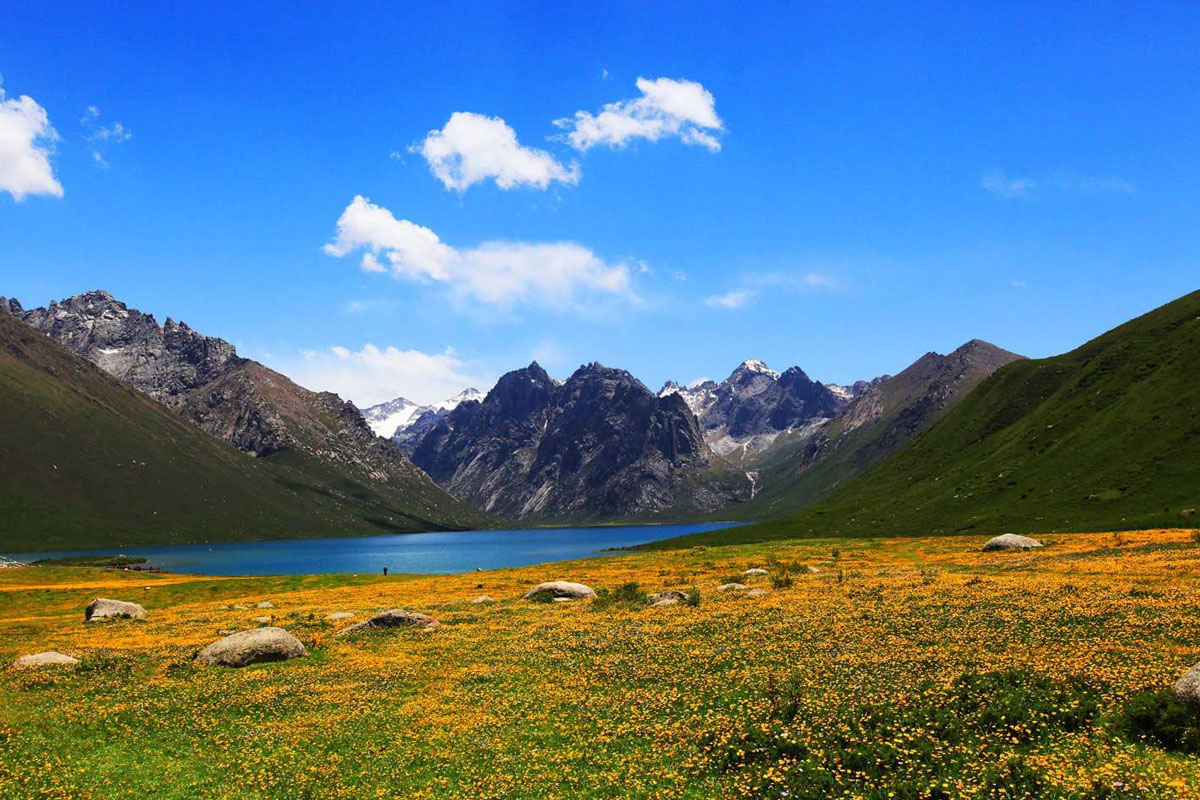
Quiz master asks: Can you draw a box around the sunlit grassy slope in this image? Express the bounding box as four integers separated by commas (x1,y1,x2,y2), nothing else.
2,530,1200,798
659,290,1200,550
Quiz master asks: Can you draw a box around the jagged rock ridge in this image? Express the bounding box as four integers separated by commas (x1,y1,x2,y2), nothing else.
411,362,739,520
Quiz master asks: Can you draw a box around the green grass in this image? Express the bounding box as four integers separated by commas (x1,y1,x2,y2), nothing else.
31,555,148,567
645,289,1200,549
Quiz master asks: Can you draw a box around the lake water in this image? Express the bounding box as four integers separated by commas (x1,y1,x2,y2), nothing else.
4,522,741,576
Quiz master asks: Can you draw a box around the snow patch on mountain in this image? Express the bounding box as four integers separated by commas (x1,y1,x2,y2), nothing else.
363,388,485,439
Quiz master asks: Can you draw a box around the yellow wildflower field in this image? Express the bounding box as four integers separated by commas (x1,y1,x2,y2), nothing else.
1,529,1199,799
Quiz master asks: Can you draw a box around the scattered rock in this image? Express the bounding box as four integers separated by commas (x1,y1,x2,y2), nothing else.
743,568,768,576
1176,662,1200,706
801,566,821,574
552,597,575,603
648,590,689,607
336,609,440,636
231,604,248,610
326,612,354,621
1182,508,1196,519
12,651,79,669
746,588,768,598
522,581,597,600
256,601,275,609
717,583,748,592
981,534,1043,552
470,596,495,605
252,616,272,624
85,598,147,622
194,627,307,668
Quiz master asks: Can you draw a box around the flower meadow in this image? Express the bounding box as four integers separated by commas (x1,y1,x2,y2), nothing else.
2,530,1199,799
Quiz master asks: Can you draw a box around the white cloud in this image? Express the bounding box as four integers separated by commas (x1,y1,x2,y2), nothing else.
556,76,724,152
273,343,489,408
324,195,637,310
0,82,62,201
81,105,131,169
414,111,579,191
981,171,1036,198
704,271,841,310
704,289,757,309
982,170,1134,199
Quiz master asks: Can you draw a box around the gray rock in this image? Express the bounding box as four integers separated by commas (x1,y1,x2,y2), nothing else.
746,588,768,597
470,596,495,605
743,568,768,576
1176,662,1200,706
194,627,307,668
981,534,1043,552
336,609,440,636
326,612,355,621
648,590,689,607
256,601,275,609
802,566,821,574
12,651,79,669
252,616,272,624
522,581,597,600
552,597,575,603
717,583,748,592
85,597,147,622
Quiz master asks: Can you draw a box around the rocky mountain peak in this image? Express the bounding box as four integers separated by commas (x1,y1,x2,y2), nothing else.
13,291,242,405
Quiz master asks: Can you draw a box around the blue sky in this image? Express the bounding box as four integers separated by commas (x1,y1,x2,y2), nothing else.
2,2,1199,405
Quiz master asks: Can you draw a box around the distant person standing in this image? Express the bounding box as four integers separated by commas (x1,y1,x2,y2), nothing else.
383,566,388,576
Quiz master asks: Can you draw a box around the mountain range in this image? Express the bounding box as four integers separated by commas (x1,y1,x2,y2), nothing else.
2,291,489,547
4,286,1196,552
410,362,743,520
648,289,1200,548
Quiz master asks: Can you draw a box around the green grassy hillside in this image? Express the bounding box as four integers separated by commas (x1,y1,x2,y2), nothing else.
0,313,488,552
736,340,1020,519
649,290,1200,548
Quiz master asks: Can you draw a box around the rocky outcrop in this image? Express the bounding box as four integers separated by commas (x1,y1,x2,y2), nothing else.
522,581,597,600
648,590,689,607
85,598,147,622
12,651,80,669
412,362,739,520
336,609,440,635
1175,662,1200,706
194,627,307,667
982,534,1044,551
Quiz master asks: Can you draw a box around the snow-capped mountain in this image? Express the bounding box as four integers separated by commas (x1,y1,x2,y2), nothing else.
362,388,485,439
661,359,845,457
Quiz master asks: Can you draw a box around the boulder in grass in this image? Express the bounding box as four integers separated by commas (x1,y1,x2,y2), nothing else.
717,583,748,592
256,601,275,609
1176,662,1200,706
743,568,768,577
12,651,79,670
194,627,306,668
336,609,440,636
982,534,1043,551
326,612,355,621
85,598,147,622
648,590,689,607
470,596,496,605
802,566,821,574
521,581,597,600
746,588,768,598
252,616,272,625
